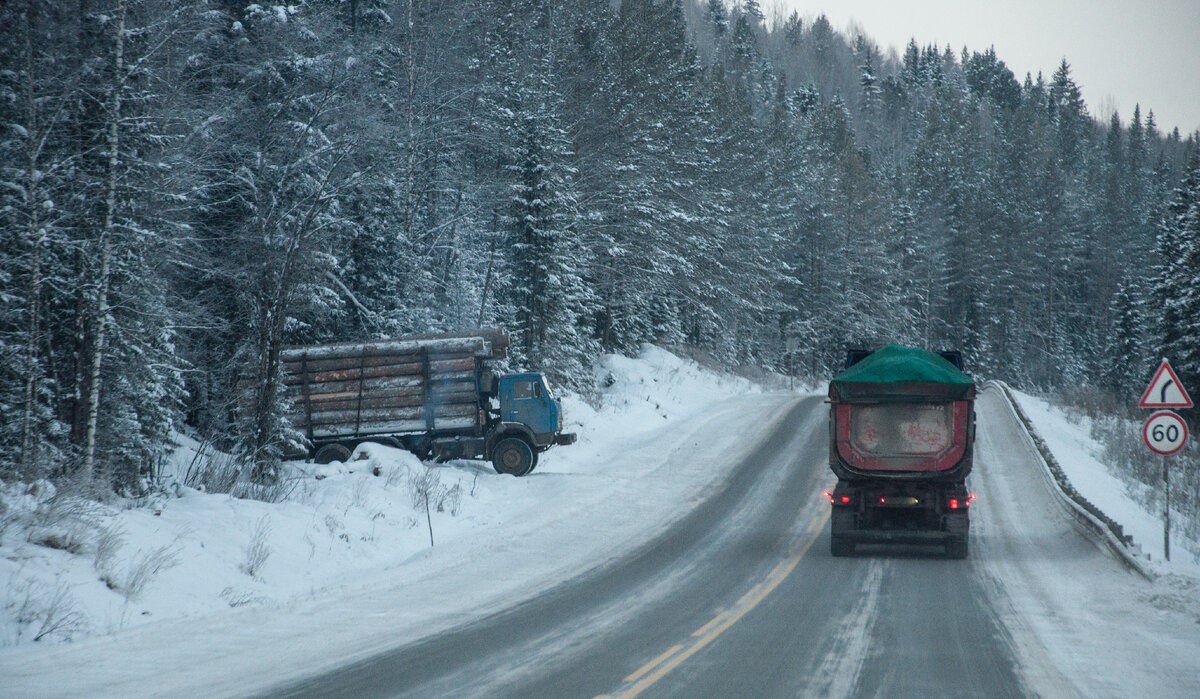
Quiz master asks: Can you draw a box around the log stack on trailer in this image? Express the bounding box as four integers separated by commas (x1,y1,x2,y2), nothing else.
280,330,507,446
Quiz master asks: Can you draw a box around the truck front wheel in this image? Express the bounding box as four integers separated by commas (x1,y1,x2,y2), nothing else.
492,438,534,476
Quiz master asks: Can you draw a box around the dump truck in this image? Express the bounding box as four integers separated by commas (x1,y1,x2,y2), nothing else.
279,329,575,476
826,344,976,558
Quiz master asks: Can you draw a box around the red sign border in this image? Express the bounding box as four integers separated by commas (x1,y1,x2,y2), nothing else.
1138,360,1193,409
1143,410,1189,456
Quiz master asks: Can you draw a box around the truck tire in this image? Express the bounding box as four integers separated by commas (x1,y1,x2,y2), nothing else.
946,535,969,559
945,511,969,559
314,443,352,465
492,438,534,476
830,508,855,556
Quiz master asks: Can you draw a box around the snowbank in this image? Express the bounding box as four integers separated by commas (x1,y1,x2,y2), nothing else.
1010,390,1200,577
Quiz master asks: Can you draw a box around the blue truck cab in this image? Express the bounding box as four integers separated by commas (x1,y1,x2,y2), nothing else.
487,373,576,476
499,373,562,442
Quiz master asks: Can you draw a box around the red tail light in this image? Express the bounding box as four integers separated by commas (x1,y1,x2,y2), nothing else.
825,491,852,505
949,499,959,509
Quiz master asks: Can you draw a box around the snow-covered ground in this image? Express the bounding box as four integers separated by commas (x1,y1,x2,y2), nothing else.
0,346,751,647
1010,389,1200,578
0,346,801,697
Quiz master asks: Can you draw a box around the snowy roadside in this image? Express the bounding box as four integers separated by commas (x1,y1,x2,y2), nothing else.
0,346,804,697
974,389,1200,698
1009,389,1200,578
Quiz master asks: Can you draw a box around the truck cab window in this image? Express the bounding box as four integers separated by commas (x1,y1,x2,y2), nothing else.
514,380,534,400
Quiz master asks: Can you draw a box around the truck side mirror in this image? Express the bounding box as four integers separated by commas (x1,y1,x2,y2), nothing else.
936,351,964,370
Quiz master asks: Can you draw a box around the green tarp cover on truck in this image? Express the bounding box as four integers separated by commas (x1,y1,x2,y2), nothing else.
830,344,975,402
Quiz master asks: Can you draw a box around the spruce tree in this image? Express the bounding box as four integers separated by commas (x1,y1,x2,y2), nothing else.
1155,156,1200,412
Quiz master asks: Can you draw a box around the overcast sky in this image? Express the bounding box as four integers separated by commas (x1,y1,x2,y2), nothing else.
777,0,1200,136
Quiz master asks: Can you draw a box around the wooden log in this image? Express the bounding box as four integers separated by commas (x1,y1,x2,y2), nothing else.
398,328,510,359
281,375,418,396
401,327,508,345
281,357,478,386
281,350,478,376
281,351,475,376
311,416,478,439
283,384,479,407
285,393,480,418
282,373,477,399
296,402,479,427
280,336,488,363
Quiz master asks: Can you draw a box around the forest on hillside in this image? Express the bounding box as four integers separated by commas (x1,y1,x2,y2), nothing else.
3,0,1199,490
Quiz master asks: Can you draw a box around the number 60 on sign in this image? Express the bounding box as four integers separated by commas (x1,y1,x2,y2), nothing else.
1143,410,1188,455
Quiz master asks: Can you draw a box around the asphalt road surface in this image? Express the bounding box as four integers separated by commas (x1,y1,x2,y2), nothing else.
267,388,1200,698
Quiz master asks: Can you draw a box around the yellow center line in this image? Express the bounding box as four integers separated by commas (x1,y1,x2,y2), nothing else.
622,643,684,683
690,610,730,638
735,583,764,606
613,507,830,699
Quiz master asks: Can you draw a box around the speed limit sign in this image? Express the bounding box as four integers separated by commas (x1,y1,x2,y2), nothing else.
1143,410,1188,455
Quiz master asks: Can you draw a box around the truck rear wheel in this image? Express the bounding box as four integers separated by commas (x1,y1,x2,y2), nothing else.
492,438,534,476
314,443,352,465
830,507,855,557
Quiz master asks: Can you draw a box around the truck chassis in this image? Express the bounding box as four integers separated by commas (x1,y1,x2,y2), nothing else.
828,482,971,558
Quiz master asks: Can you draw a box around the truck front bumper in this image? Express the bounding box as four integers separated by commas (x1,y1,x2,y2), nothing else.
555,432,577,446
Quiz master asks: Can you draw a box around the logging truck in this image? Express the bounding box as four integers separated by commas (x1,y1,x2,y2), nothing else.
827,344,976,558
280,329,576,476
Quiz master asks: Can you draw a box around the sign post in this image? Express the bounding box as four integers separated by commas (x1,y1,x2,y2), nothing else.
1139,360,1192,562
1157,431,1172,563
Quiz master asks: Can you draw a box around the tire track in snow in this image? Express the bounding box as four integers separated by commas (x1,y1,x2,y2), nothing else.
806,557,886,696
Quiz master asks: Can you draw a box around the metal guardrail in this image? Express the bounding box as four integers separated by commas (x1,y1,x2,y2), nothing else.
985,380,1157,581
